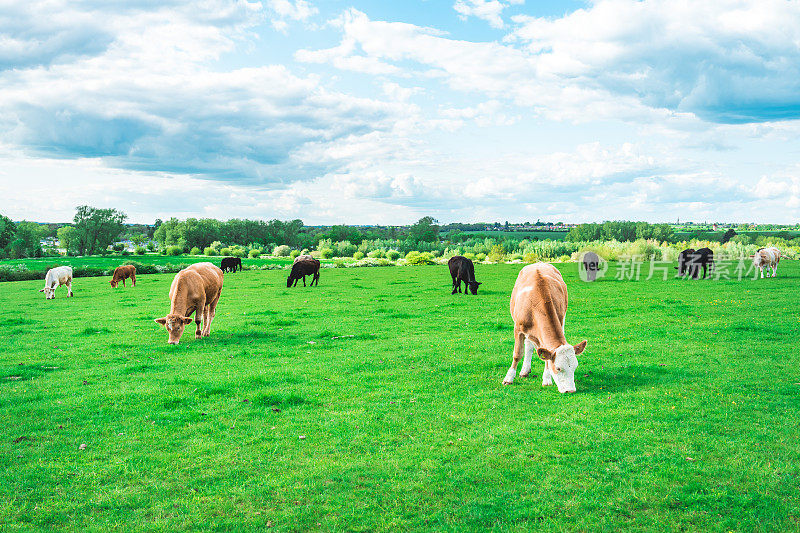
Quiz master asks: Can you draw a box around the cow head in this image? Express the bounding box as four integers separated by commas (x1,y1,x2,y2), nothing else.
38,286,55,299
537,340,587,393
286,274,295,288
468,281,482,295
109,279,118,288
154,314,193,344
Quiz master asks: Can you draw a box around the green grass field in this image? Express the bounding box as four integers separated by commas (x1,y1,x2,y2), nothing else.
0,254,297,271
2,262,799,531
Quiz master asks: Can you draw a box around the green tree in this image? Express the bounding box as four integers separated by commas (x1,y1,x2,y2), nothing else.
408,217,439,243
73,206,127,255
57,225,77,253
0,213,16,248
9,221,46,258
721,228,737,244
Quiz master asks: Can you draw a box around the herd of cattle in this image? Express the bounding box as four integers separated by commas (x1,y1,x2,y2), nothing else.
35,247,784,392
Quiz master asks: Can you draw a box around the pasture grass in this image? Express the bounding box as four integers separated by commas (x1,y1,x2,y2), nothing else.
0,254,295,271
1,262,799,531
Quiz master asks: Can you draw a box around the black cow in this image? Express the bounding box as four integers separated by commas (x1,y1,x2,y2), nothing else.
220,257,242,273
676,248,695,277
676,247,714,279
287,258,320,287
448,256,481,295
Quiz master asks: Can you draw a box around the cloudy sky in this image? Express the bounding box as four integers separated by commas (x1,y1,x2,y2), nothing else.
1,0,799,224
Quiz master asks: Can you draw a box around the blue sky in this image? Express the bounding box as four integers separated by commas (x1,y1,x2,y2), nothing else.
1,0,799,224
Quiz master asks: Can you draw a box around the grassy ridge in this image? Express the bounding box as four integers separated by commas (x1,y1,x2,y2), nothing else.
0,255,296,271
1,263,799,531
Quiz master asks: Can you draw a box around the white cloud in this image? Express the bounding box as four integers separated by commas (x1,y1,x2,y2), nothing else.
266,0,318,32
453,0,524,29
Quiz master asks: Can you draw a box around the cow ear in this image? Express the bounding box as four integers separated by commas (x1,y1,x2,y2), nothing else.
38,288,45,292
154,317,167,325
537,348,555,361
476,282,482,285
574,340,587,355
181,317,193,325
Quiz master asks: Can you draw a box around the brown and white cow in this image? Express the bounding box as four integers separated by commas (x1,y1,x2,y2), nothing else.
39,266,73,300
110,265,136,288
504,263,587,393
154,262,223,344
752,247,781,278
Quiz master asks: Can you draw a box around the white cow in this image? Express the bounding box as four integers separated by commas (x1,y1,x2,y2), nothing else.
752,247,781,278
39,266,73,299
505,263,588,393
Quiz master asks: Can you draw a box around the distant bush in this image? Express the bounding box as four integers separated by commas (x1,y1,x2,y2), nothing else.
475,253,487,262
405,251,435,265
113,243,125,252
289,249,300,259
320,248,334,259
273,245,291,257
166,246,183,256
190,247,201,255
227,245,246,258
134,246,146,255
337,241,358,257
220,247,231,256
368,249,385,259
249,249,261,258
386,249,401,261
353,251,365,260
204,247,218,256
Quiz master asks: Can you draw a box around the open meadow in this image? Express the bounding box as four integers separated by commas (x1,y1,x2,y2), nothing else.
1,261,799,531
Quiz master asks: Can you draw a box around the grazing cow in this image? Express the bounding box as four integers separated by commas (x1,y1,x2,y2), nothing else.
676,248,696,277
110,265,136,288
39,266,73,300
287,258,320,287
220,257,242,273
504,263,587,393
448,256,482,295
753,247,781,278
676,248,714,279
154,262,224,345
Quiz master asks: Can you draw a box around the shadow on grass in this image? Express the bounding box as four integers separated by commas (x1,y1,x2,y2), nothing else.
579,364,686,394
253,392,310,409
0,363,61,382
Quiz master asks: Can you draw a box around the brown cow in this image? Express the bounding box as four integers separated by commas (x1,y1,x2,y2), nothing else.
154,262,224,344
504,263,587,393
110,265,137,288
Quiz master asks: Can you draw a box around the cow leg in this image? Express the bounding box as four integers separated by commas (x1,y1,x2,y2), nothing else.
772,264,778,277
542,360,554,386
66,280,73,297
520,337,534,377
122,278,126,287
203,293,220,337
503,330,525,385
131,275,136,287
451,276,458,294
302,275,307,287
760,266,765,279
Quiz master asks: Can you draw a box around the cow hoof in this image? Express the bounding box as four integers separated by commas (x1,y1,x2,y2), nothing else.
502,379,513,385
520,371,530,378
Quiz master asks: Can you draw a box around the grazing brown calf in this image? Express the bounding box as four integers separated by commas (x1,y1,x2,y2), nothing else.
504,263,587,393
110,265,137,288
154,262,224,344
